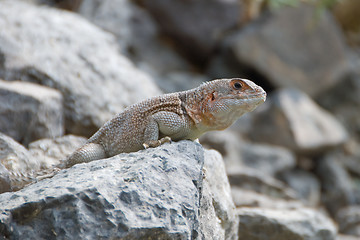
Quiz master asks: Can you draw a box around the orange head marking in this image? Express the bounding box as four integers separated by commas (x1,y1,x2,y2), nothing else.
198,78,266,130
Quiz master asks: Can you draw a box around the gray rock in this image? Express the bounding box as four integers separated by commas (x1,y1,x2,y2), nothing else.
0,80,63,146
200,130,245,171
227,167,297,201
248,88,348,154
239,142,295,176
199,150,238,240
0,0,161,137
231,187,304,209
317,71,360,138
337,234,360,240
201,130,296,177
317,151,356,215
78,0,206,93
0,133,39,191
139,0,241,65
210,3,350,97
0,141,238,239
0,134,86,192
336,206,360,237
28,135,87,169
277,169,321,206
237,207,337,240
342,139,360,177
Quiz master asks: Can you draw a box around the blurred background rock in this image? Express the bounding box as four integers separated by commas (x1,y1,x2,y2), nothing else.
1,0,360,239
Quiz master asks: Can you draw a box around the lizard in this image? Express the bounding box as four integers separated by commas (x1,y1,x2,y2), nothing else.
63,78,266,168
4,78,266,191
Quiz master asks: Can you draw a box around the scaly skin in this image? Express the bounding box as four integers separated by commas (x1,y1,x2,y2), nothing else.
64,78,266,167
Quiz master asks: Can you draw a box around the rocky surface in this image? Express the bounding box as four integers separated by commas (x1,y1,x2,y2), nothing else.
209,3,351,97
336,206,360,237
237,208,337,240
199,150,238,239
1,1,360,239
0,141,237,240
77,0,206,93
28,135,87,167
0,0,161,137
0,133,39,191
278,169,321,206
0,133,86,192
201,130,296,177
317,151,356,215
0,80,63,146
317,71,360,137
248,88,348,154
138,0,241,66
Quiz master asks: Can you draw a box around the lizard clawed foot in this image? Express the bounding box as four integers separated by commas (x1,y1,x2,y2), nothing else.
143,136,172,149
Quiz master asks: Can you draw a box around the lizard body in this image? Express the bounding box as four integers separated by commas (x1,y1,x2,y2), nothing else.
65,78,266,167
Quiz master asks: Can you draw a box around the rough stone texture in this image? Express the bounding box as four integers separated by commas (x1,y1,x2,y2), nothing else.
317,152,356,215
336,206,360,237
0,80,63,146
0,133,40,192
277,169,321,206
0,141,238,239
237,207,337,240
28,135,87,169
0,0,161,137
199,150,238,240
248,88,348,154
209,3,350,96
139,0,241,65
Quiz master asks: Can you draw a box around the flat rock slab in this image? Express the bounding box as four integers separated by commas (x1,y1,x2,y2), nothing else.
237,207,337,240
0,141,206,239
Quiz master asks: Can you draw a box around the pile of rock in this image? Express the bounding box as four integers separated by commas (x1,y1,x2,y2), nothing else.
1,0,360,239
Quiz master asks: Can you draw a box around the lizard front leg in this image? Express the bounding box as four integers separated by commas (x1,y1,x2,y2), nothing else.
143,111,188,149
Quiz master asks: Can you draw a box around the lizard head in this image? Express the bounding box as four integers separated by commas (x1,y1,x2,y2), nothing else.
195,78,266,130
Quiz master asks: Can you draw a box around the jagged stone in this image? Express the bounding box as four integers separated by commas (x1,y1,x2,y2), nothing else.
0,141,238,239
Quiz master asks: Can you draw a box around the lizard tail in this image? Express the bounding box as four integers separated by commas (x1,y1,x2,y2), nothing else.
64,143,107,168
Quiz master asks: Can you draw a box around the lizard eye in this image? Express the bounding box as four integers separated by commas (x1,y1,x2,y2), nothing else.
232,81,243,90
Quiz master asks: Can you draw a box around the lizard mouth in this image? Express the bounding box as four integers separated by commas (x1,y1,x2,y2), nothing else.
241,92,266,100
